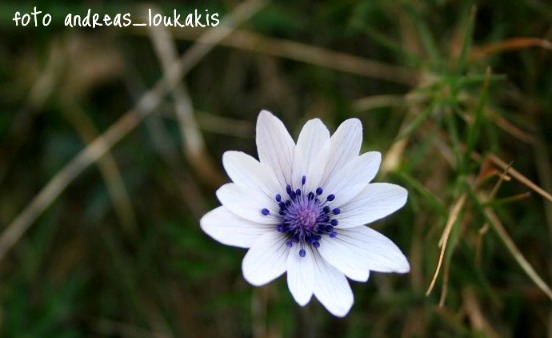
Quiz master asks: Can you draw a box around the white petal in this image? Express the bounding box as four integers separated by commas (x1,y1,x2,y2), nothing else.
256,110,295,190
317,235,370,282
321,118,362,184
222,151,281,198
322,151,381,207
292,119,330,191
325,226,409,273
286,246,315,306
200,207,271,249
242,231,289,286
216,183,279,225
337,183,408,228
312,250,354,317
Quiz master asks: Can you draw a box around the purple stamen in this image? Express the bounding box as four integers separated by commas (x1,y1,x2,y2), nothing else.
272,176,340,258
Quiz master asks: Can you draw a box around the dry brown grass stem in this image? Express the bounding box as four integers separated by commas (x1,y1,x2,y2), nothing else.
532,134,552,238
147,6,224,186
469,38,552,60
484,208,552,301
0,0,267,263
196,112,254,138
60,100,138,237
462,287,501,338
438,257,450,307
487,154,552,203
426,194,467,297
0,111,142,262
482,165,552,301
353,95,408,111
133,28,421,86
485,107,536,144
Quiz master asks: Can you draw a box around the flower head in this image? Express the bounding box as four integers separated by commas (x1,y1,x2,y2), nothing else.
200,110,409,317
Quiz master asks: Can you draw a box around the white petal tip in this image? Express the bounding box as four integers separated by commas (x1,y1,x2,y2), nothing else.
345,117,361,126
258,109,274,119
241,232,289,286
293,295,312,307
397,186,408,207
199,210,217,237
385,253,410,274
396,260,411,274
242,274,265,287
221,150,236,162
385,184,409,210
325,303,353,318
241,261,268,287
373,151,382,163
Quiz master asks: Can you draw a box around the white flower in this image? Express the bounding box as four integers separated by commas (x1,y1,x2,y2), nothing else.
200,110,409,317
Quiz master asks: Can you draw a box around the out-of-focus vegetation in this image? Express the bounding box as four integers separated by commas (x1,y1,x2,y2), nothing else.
1,0,551,337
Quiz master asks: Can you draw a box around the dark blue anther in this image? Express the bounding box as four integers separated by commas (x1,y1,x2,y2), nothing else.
279,210,285,215
308,192,314,200
330,219,338,226
323,206,330,213
275,194,281,202
332,208,340,215
286,241,293,248
261,208,270,216
324,216,330,222
325,225,334,232
313,241,320,248
279,202,285,209
316,187,323,195
327,194,335,201
286,185,293,194
289,191,296,199
330,232,337,238
302,175,306,185
299,249,306,257
295,189,301,196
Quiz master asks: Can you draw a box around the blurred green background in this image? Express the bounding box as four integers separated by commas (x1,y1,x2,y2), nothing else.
1,0,551,337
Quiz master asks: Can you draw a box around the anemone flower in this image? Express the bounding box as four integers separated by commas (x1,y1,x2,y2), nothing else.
200,110,409,317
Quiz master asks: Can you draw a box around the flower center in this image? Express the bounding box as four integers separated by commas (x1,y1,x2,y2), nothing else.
261,175,340,257
293,208,317,230
284,199,319,231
